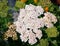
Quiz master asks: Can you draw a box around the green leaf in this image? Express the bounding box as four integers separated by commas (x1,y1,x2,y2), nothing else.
40,39,49,46
36,44,40,46
51,40,58,46
37,0,52,8
0,0,9,17
35,39,49,46
15,1,25,9
45,27,59,37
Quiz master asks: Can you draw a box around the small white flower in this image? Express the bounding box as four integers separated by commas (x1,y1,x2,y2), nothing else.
20,35,28,42
18,9,26,19
51,15,57,24
28,31,37,45
20,30,29,42
43,17,54,28
25,4,36,11
33,28,42,39
29,38,37,45
44,12,57,24
45,22,53,28
36,6,44,15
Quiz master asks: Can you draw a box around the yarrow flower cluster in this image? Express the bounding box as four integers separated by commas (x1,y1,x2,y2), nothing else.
14,4,57,45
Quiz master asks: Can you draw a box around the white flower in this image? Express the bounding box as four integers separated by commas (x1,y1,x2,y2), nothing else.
14,4,43,45
20,35,28,42
25,4,36,11
33,29,42,39
36,6,44,15
43,17,54,28
43,12,57,28
13,4,57,45
20,31,29,42
27,11,39,18
45,22,53,28
18,9,26,20
44,12,57,24
29,38,37,45
51,15,57,24
28,31,37,45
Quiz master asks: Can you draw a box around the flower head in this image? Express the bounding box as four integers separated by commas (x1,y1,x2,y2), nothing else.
14,4,43,45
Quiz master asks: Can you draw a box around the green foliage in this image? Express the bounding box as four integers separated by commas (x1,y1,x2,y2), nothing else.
40,39,49,46
15,1,25,9
49,4,59,14
45,27,59,37
36,39,49,46
37,0,52,8
25,0,34,5
0,0,13,32
0,0,9,17
51,40,58,46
